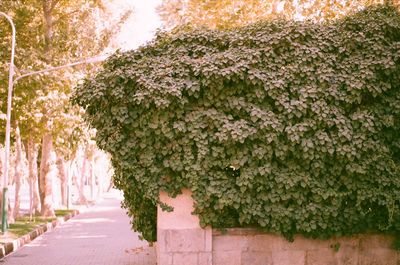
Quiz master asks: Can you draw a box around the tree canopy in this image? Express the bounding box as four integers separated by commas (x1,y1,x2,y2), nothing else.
0,0,131,151
157,0,400,29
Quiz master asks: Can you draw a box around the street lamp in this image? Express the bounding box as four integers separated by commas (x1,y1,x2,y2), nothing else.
0,11,16,234
1,11,108,233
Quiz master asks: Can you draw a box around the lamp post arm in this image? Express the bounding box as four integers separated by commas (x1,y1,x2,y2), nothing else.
13,55,108,85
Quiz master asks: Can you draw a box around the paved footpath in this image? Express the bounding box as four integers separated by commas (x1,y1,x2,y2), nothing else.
0,191,156,265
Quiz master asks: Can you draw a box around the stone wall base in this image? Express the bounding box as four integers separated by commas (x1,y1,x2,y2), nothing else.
213,229,398,265
157,190,212,265
157,190,399,265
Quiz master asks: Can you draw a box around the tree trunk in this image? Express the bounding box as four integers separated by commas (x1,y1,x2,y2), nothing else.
39,132,55,217
89,160,95,201
27,137,41,217
42,0,54,57
13,124,23,219
107,175,114,192
56,156,67,207
71,157,86,205
66,159,74,209
77,149,88,204
95,155,103,198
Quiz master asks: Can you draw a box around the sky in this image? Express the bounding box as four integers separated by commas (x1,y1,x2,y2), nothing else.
109,0,162,51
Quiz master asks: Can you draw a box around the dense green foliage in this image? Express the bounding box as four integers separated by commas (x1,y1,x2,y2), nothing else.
73,5,400,242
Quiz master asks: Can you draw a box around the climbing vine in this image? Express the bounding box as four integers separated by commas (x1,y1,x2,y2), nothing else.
73,5,400,243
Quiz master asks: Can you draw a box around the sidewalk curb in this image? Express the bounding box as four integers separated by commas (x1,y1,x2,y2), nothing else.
0,210,79,259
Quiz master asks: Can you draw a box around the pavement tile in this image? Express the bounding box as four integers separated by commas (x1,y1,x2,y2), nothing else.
0,191,155,265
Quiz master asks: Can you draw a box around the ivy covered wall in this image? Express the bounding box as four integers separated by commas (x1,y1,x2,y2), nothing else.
73,5,400,243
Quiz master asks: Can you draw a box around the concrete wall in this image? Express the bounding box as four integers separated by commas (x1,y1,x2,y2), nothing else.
157,191,399,265
213,229,399,265
157,189,212,265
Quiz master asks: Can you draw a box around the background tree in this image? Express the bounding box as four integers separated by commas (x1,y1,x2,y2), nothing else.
157,0,400,29
0,0,132,217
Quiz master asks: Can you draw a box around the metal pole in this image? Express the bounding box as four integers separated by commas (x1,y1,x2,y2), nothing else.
0,11,16,234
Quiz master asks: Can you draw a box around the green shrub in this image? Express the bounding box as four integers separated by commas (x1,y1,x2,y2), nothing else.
73,5,400,242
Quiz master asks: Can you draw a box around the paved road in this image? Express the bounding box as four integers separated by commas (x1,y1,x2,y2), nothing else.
1,191,156,265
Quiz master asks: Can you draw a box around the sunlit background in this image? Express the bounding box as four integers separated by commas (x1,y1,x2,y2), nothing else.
107,0,162,51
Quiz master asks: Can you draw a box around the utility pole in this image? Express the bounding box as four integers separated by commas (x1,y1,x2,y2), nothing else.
0,11,16,234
